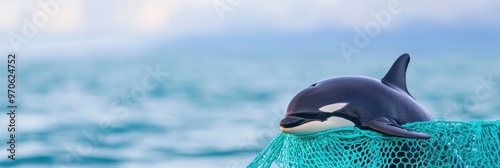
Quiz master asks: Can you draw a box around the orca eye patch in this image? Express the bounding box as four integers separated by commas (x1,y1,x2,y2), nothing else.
319,103,348,113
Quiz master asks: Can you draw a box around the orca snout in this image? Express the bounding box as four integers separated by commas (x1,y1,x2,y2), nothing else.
280,116,311,128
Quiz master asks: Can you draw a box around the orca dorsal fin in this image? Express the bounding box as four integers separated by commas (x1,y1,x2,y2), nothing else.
382,54,411,95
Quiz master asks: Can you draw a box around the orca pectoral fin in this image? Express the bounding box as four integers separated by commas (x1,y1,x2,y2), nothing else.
363,118,430,139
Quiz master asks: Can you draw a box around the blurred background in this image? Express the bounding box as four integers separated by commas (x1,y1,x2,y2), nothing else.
0,0,499,167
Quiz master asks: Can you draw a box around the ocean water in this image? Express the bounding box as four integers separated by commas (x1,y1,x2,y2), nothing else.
0,54,499,167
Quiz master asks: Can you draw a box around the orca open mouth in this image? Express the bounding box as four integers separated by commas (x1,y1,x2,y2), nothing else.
280,111,331,128
280,113,356,135
279,116,316,128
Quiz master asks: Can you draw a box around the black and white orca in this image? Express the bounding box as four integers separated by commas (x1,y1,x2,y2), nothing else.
280,54,434,138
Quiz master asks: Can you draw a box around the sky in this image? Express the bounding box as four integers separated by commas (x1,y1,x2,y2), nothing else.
0,0,499,60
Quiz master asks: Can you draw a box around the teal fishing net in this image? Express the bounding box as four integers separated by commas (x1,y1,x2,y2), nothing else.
248,120,500,168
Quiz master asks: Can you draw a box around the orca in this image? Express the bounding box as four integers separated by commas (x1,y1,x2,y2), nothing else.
279,54,434,138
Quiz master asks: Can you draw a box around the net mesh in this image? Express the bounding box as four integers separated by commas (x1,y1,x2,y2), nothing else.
248,120,500,168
